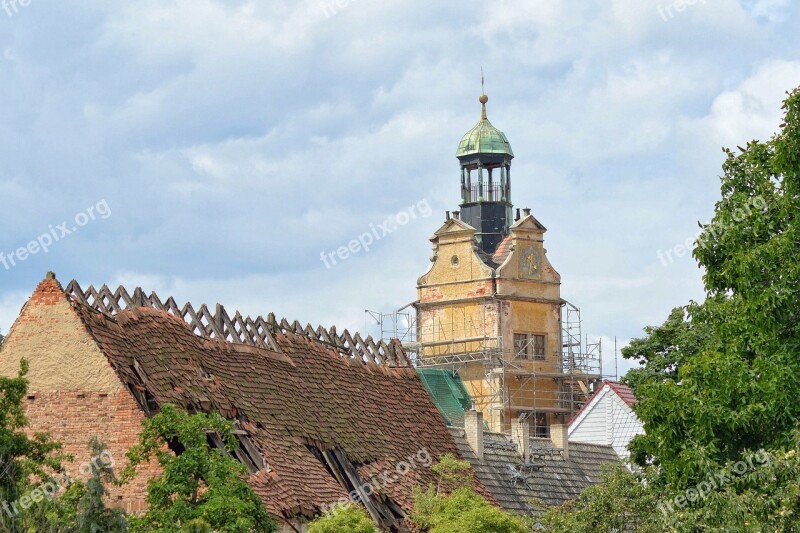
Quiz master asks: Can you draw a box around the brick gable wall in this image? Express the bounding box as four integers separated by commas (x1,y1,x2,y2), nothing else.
22,391,153,513
0,276,159,512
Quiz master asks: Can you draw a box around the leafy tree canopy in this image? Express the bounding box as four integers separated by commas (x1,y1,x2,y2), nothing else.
307,504,377,533
123,404,276,533
626,86,800,489
543,434,800,532
540,464,664,532
621,305,711,394
0,360,69,532
74,438,127,532
410,454,529,533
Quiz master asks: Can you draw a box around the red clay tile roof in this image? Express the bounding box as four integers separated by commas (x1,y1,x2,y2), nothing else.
568,380,637,426
606,381,636,407
491,234,513,266
70,301,473,524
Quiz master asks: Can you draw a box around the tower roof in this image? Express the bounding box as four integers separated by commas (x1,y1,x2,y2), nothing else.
455,94,514,158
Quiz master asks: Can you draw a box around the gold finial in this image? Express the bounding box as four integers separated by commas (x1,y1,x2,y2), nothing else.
479,67,488,119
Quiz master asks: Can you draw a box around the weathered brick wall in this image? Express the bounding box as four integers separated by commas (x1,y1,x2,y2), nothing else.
0,276,159,513
22,391,156,513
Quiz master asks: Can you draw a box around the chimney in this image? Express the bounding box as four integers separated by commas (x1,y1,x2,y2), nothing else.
445,211,451,221
452,211,460,220
550,423,569,460
523,208,531,216
515,208,521,221
511,418,530,462
464,409,484,461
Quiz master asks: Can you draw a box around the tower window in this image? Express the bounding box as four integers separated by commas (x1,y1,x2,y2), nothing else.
513,333,546,360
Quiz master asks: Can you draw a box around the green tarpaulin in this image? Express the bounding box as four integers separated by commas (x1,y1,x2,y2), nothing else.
416,368,473,428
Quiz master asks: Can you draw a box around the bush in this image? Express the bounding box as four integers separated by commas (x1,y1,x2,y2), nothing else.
307,504,376,533
181,518,212,532
414,487,528,533
539,464,663,532
410,454,529,533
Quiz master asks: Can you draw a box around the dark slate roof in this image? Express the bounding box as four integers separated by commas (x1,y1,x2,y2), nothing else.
448,428,619,515
70,300,474,524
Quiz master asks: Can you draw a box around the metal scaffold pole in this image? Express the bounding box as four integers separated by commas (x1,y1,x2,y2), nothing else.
368,299,602,434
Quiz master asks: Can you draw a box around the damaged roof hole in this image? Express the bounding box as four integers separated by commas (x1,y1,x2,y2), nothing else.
131,358,147,384
207,430,266,474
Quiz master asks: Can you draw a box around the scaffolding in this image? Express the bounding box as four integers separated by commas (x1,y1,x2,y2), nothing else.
366,300,602,436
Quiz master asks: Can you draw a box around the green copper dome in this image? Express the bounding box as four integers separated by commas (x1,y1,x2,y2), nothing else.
455,94,514,158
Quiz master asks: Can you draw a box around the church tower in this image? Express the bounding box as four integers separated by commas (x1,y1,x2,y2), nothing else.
414,90,599,435
456,93,514,255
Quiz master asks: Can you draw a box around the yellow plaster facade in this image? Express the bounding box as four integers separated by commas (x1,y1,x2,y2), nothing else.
416,215,568,433
0,281,123,393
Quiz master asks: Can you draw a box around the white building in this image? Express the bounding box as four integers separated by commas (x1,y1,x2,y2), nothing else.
568,380,644,462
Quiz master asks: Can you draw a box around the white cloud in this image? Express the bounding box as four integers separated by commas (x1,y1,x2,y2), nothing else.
745,0,790,22
1,0,799,382
697,59,800,147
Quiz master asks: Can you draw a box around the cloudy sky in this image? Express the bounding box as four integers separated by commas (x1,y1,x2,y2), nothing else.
1,0,799,377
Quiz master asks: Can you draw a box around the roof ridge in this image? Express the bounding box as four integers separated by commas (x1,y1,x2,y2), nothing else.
568,381,637,427
63,280,410,367
604,380,636,407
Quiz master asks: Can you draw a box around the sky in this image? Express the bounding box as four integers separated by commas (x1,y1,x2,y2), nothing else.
1,0,799,378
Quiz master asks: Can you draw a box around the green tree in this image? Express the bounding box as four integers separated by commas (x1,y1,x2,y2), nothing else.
540,444,800,532
74,438,127,532
621,306,711,394
629,86,800,489
0,360,69,532
123,404,276,533
540,464,664,532
307,504,377,533
411,453,473,530
430,453,473,492
410,454,528,533
181,518,212,532
663,440,800,531
416,487,529,533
